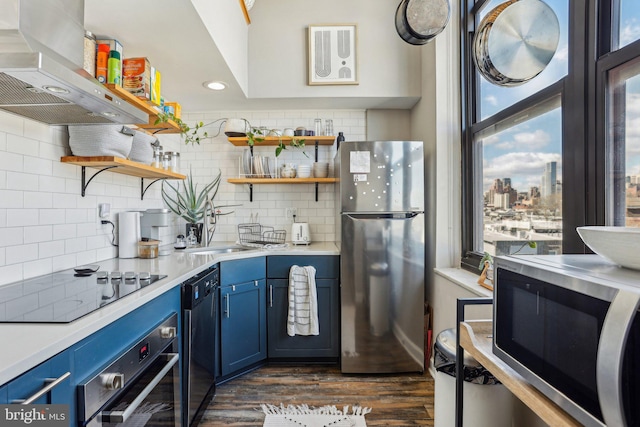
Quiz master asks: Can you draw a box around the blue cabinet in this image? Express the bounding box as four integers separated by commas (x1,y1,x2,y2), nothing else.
219,258,267,377
3,349,73,424
0,285,181,427
266,256,340,360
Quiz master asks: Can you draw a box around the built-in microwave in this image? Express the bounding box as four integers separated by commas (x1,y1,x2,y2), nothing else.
493,255,640,427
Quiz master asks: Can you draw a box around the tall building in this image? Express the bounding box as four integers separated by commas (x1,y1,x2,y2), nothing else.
541,161,557,198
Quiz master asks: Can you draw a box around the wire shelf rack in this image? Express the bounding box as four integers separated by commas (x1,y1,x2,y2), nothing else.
238,223,287,248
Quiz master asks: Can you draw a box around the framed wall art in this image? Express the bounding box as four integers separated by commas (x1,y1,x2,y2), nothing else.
308,24,358,85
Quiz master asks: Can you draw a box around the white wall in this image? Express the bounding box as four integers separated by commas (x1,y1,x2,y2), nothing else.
248,0,421,102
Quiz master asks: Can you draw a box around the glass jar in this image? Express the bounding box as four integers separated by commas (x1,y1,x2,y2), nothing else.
83,30,96,77
169,152,180,172
152,145,163,168
163,152,171,170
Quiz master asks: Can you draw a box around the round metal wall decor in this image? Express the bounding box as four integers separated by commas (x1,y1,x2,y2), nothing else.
395,0,451,45
473,0,560,86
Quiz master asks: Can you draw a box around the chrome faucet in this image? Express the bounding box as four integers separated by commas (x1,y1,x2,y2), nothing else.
202,197,216,247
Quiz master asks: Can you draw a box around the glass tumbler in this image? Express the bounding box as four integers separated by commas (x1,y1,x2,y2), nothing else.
325,119,334,136
314,119,323,136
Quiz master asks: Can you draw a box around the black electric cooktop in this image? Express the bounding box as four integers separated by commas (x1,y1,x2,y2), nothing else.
0,271,167,323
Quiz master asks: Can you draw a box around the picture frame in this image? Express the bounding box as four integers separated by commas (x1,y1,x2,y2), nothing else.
308,24,358,85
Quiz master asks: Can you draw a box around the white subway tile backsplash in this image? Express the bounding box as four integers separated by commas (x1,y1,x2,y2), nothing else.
51,254,76,273
0,227,22,247
0,152,24,173
64,237,87,254
39,175,66,192
75,249,97,265
52,193,77,209
7,172,38,191
24,192,53,209
7,209,38,227
24,225,53,244
0,110,364,279
53,224,76,240
0,190,23,208
39,240,65,258
22,258,53,280
6,134,39,157
65,208,88,224
24,156,53,176
6,243,38,264
39,140,67,161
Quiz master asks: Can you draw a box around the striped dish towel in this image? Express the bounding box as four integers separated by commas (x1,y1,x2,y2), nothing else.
287,265,319,336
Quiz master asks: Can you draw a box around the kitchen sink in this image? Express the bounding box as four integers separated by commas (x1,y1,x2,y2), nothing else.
184,246,252,255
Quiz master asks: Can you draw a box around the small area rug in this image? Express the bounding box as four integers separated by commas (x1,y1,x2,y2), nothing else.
261,403,371,427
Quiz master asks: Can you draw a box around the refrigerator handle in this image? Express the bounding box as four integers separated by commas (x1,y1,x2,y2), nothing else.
345,212,421,220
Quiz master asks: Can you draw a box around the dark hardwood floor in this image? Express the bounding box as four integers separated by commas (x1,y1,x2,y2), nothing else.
199,365,435,426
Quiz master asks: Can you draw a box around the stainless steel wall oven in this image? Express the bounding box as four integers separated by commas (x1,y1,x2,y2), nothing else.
77,313,180,427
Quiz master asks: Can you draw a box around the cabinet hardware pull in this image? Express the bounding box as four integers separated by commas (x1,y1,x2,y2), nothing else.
13,371,71,404
100,353,178,423
254,280,258,287
225,294,230,318
269,285,273,307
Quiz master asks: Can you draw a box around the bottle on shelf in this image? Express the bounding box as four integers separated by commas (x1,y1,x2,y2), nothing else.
336,131,345,149
96,44,109,84
107,50,121,85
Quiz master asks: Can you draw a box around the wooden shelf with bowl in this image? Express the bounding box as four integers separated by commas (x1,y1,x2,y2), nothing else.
227,135,336,202
61,156,185,199
104,84,182,134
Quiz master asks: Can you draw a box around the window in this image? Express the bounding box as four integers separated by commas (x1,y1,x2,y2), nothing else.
475,99,563,257
606,57,640,226
461,0,640,271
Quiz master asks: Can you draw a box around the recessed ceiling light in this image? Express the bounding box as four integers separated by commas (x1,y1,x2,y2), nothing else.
203,81,227,91
43,85,70,94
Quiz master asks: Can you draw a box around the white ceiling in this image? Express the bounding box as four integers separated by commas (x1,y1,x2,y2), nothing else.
84,0,419,112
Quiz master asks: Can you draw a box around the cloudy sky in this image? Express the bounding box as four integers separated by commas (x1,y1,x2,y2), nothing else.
479,0,640,193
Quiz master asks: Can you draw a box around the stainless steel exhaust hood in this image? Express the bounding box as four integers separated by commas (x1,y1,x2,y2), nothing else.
0,0,148,125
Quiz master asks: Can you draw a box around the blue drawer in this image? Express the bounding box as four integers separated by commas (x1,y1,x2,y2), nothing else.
267,255,339,279
220,257,266,286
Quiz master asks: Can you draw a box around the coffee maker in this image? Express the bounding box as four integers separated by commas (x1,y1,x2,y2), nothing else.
140,209,170,253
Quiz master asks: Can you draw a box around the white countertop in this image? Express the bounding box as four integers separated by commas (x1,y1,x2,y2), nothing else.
0,242,338,385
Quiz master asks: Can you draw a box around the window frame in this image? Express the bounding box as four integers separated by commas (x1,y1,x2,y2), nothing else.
460,0,613,272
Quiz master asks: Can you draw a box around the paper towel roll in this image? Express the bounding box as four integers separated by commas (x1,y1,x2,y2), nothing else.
118,212,141,258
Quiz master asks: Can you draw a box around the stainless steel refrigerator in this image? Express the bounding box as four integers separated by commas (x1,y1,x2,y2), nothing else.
335,140,425,373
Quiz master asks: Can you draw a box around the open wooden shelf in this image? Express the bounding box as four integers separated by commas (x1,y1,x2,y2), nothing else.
61,156,185,199
459,321,581,427
104,84,182,134
62,156,185,179
227,177,337,184
227,136,336,146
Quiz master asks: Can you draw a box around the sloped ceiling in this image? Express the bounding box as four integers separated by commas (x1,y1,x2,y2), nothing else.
85,0,421,111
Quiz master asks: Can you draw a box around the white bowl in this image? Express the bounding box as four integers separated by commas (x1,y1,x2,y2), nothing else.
577,226,640,270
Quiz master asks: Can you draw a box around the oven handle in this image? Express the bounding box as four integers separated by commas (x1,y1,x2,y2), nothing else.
100,353,179,424
12,371,71,404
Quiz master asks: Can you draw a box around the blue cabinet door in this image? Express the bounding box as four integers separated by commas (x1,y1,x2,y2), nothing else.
5,349,74,424
267,278,340,359
220,279,267,376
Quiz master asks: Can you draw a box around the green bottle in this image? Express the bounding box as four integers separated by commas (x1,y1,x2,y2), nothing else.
107,50,121,85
